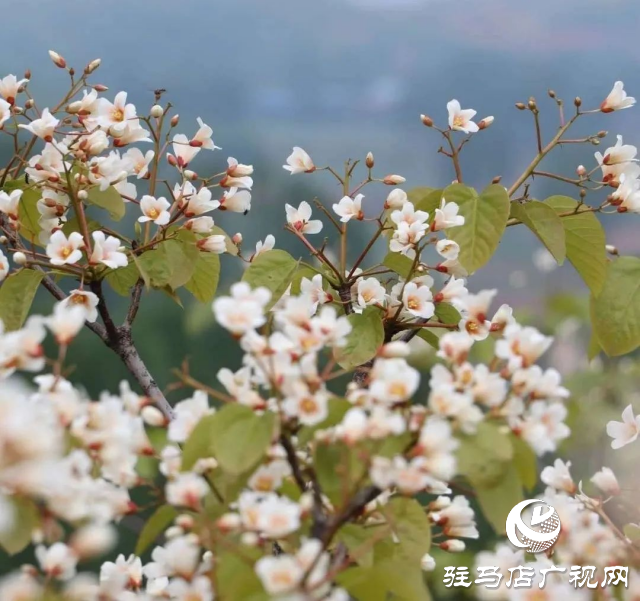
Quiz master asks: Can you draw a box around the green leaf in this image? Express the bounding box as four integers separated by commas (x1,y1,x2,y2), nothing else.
409,187,443,219
587,330,601,360
417,328,440,349
182,405,276,475
291,266,324,295
0,269,44,331
545,196,607,295
217,550,268,601
510,433,537,491
313,442,366,505
161,231,199,290
185,252,220,303
383,252,414,279
336,524,381,569
591,256,640,356
136,249,172,288
434,302,461,325
445,184,510,273
338,561,431,601
475,464,524,535
624,524,640,542
383,497,431,562
17,188,42,243
105,263,140,296
509,200,566,264
135,505,178,556
242,249,298,309
457,422,513,488
86,186,125,221
334,307,385,370
0,497,40,555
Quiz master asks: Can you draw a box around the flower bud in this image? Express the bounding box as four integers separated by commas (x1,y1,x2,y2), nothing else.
383,174,406,185
548,89,556,99
24,99,34,110
167,154,178,167
0,236,6,244
591,467,620,496
421,553,436,572
478,116,494,130
183,169,197,181
171,114,180,127
141,405,167,427
217,513,242,532
193,457,219,474
365,152,374,168
93,84,109,92
24,69,31,80
605,244,619,256
241,532,260,547
77,189,88,200
67,101,81,114
298,492,314,514
420,114,433,127
527,99,537,111
13,251,27,265
492,175,502,184
515,102,526,110
48,50,66,69
574,96,582,107
150,104,164,118
379,341,410,358
232,232,243,245
84,58,101,75
440,539,465,553
176,514,195,530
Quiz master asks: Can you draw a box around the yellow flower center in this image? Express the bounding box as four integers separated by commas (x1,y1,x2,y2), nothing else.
300,397,318,414
388,382,407,397
61,246,71,258
453,115,465,127
111,107,125,122
148,208,159,219
407,297,419,310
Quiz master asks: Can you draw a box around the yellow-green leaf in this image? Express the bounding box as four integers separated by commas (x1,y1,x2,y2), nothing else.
457,422,513,488
445,184,510,273
185,252,220,303
509,200,566,264
434,302,461,325
382,252,414,279
135,505,179,556
475,464,524,535
161,231,199,290
334,307,384,370
0,269,44,330
105,263,140,296
591,256,640,356
86,186,126,221
546,196,607,295
0,497,40,555
242,249,298,309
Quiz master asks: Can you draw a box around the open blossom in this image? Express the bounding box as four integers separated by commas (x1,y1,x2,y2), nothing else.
46,230,85,265
356,277,386,310
0,188,22,221
59,290,99,322
47,304,87,345
18,107,59,141
285,201,323,234
433,198,465,231
283,146,315,174
403,282,435,319
213,282,271,335
540,458,576,494
255,555,304,596
436,238,460,260
123,147,154,179
459,289,495,341
176,182,220,216
0,98,11,128
219,187,251,213
431,495,479,538
385,188,408,209
595,135,639,185
283,387,328,426
369,358,420,404
606,404,640,449
0,74,27,104
253,234,275,260
35,543,78,581
226,156,254,177
601,81,635,112
197,234,226,253
0,250,8,282
390,221,427,254
171,133,200,167
185,216,214,234
166,473,209,509
391,201,428,227
611,173,640,213
139,195,171,225
90,231,128,269
591,467,620,496
333,194,364,222
93,91,137,134
447,99,479,133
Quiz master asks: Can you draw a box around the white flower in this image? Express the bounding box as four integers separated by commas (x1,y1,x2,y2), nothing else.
356,277,386,310
123,148,154,179
521,402,569,455
197,234,226,253
100,553,143,591
433,198,465,231
333,194,364,222
168,391,214,443
300,273,332,310
0,189,22,221
282,387,329,426
90,231,128,269
59,290,99,322
402,282,435,319
0,250,8,283
191,117,218,150
436,238,460,260
431,495,479,538
93,91,137,134
46,230,85,265
285,201,323,234
434,275,467,305
591,467,620,496
255,555,303,596
389,221,427,254
385,188,408,210
447,99,479,134
255,495,302,538
0,99,11,128
167,576,214,601
611,173,640,213
391,202,428,226
253,235,275,260
213,282,271,335
139,195,171,225
248,461,291,492
185,216,214,234
35,543,78,581
421,553,436,572
19,107,59,141
176,182,220,216
369,358,420,404
226,156,254,177
606,404,640,449
166,473,210,509
540,458,576,494
0,74,27,104
171,133,200,167
219,187,251,213
601,81,635,112
143,536,201,580
283,146,315,174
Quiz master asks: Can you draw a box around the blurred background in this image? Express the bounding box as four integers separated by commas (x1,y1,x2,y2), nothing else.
2,0,640,573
